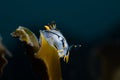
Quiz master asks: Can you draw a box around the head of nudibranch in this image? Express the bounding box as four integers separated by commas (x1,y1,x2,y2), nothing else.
40,22,81,63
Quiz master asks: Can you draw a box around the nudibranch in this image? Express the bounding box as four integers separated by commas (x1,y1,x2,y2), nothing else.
40,23,70,63
41,23,81,63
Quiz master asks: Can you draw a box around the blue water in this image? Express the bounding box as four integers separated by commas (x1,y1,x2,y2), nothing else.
0,0,120,80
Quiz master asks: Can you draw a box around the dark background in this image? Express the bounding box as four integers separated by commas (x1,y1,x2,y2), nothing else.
0,0,120,80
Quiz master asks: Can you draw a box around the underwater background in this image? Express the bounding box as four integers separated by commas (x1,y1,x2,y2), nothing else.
0,0,120,80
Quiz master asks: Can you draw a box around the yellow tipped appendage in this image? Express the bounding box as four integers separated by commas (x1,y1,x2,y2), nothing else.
44,26,51,30
63,52,70,63
64,55,69,63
